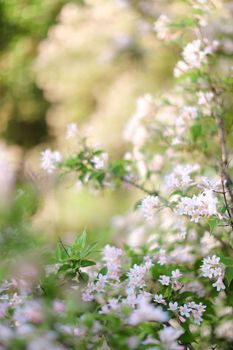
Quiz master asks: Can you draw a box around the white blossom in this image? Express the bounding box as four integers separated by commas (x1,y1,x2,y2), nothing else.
174,39,217,77
92,152,108,170
168,301,178,311
123,94,155,149
140,195,160,220
200,255,223,278
102,245,123,280
154,294,166,305
154,15,171,41
82,281,95,302
179,304,192,318
212,277,225,292
176,190,218,223
157,249,168,266
164,164,198,191
171,269,183,280
128,297,169,325
158,327,184,350
40,149,62,174
197,91,214,116
124,287,137,308
200,255,225,292
66,122,78,139
127,263,148,289
180,106,198,121
159,275,170,286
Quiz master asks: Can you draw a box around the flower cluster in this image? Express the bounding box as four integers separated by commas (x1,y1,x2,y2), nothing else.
140,195,161,221
164,164,199,191
176,190,218,223
10,0,233,349
200,255,225,291
174,39,218,78
154,15,172,41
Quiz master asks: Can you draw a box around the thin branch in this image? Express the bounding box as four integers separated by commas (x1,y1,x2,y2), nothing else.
220,177,233,230
122,177,159,196
208,81,233,229
217,114,233,206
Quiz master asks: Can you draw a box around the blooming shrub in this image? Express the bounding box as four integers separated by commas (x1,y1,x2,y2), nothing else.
1,1,233,349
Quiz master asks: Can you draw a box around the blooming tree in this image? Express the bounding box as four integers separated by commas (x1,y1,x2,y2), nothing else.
1,1,233,349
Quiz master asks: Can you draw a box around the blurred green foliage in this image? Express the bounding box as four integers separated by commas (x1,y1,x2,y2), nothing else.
0,0,83,148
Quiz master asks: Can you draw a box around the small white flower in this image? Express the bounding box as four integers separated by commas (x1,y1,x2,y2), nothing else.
128,297,169,325
180,106,198,120
168,302,178,311
159,327,184,350
127,263,148,289
92,152,108,170
66,122,78,139
200,255,223,279
40,149,62,174
159,275,170,286
154,15,171,41
176,190,218,223
154,294,166,305
179,304,192,318
82,282,95,302
197,91,214,105
102,245,123,280
171,269,182,280
174,39,217,77
140,195,160,221
212,277,225,292
157,249,167,266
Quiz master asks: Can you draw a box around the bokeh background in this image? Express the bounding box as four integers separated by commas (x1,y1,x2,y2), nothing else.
0,0,232,264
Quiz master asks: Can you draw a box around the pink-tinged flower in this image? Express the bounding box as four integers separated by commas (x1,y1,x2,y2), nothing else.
82,282,95,302
140,195,161,221
179,304,192,318
200,255,225,292
0,303,8,318
171,269,183,280
176,190,218,223
159,326,184,350
154,15,171,41
102,245,123,281
212,277,225,292
154,294,166,305
127,264,148,289
159,275,170,286
53,300,65,314
168,301,178,311
157,249,168,266
128,297,169,325
74,326,87,338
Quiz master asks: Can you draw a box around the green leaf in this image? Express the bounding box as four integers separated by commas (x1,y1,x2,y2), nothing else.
180,328,196,344
79,271,89,282
225,266,233,287
171,17,196,28
98,267,108,276
207,217,219,232
80,241,98,259
74,231,87,250
80,260,96,267
58,264,71,273
55,244,68,262
190,124,202,141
